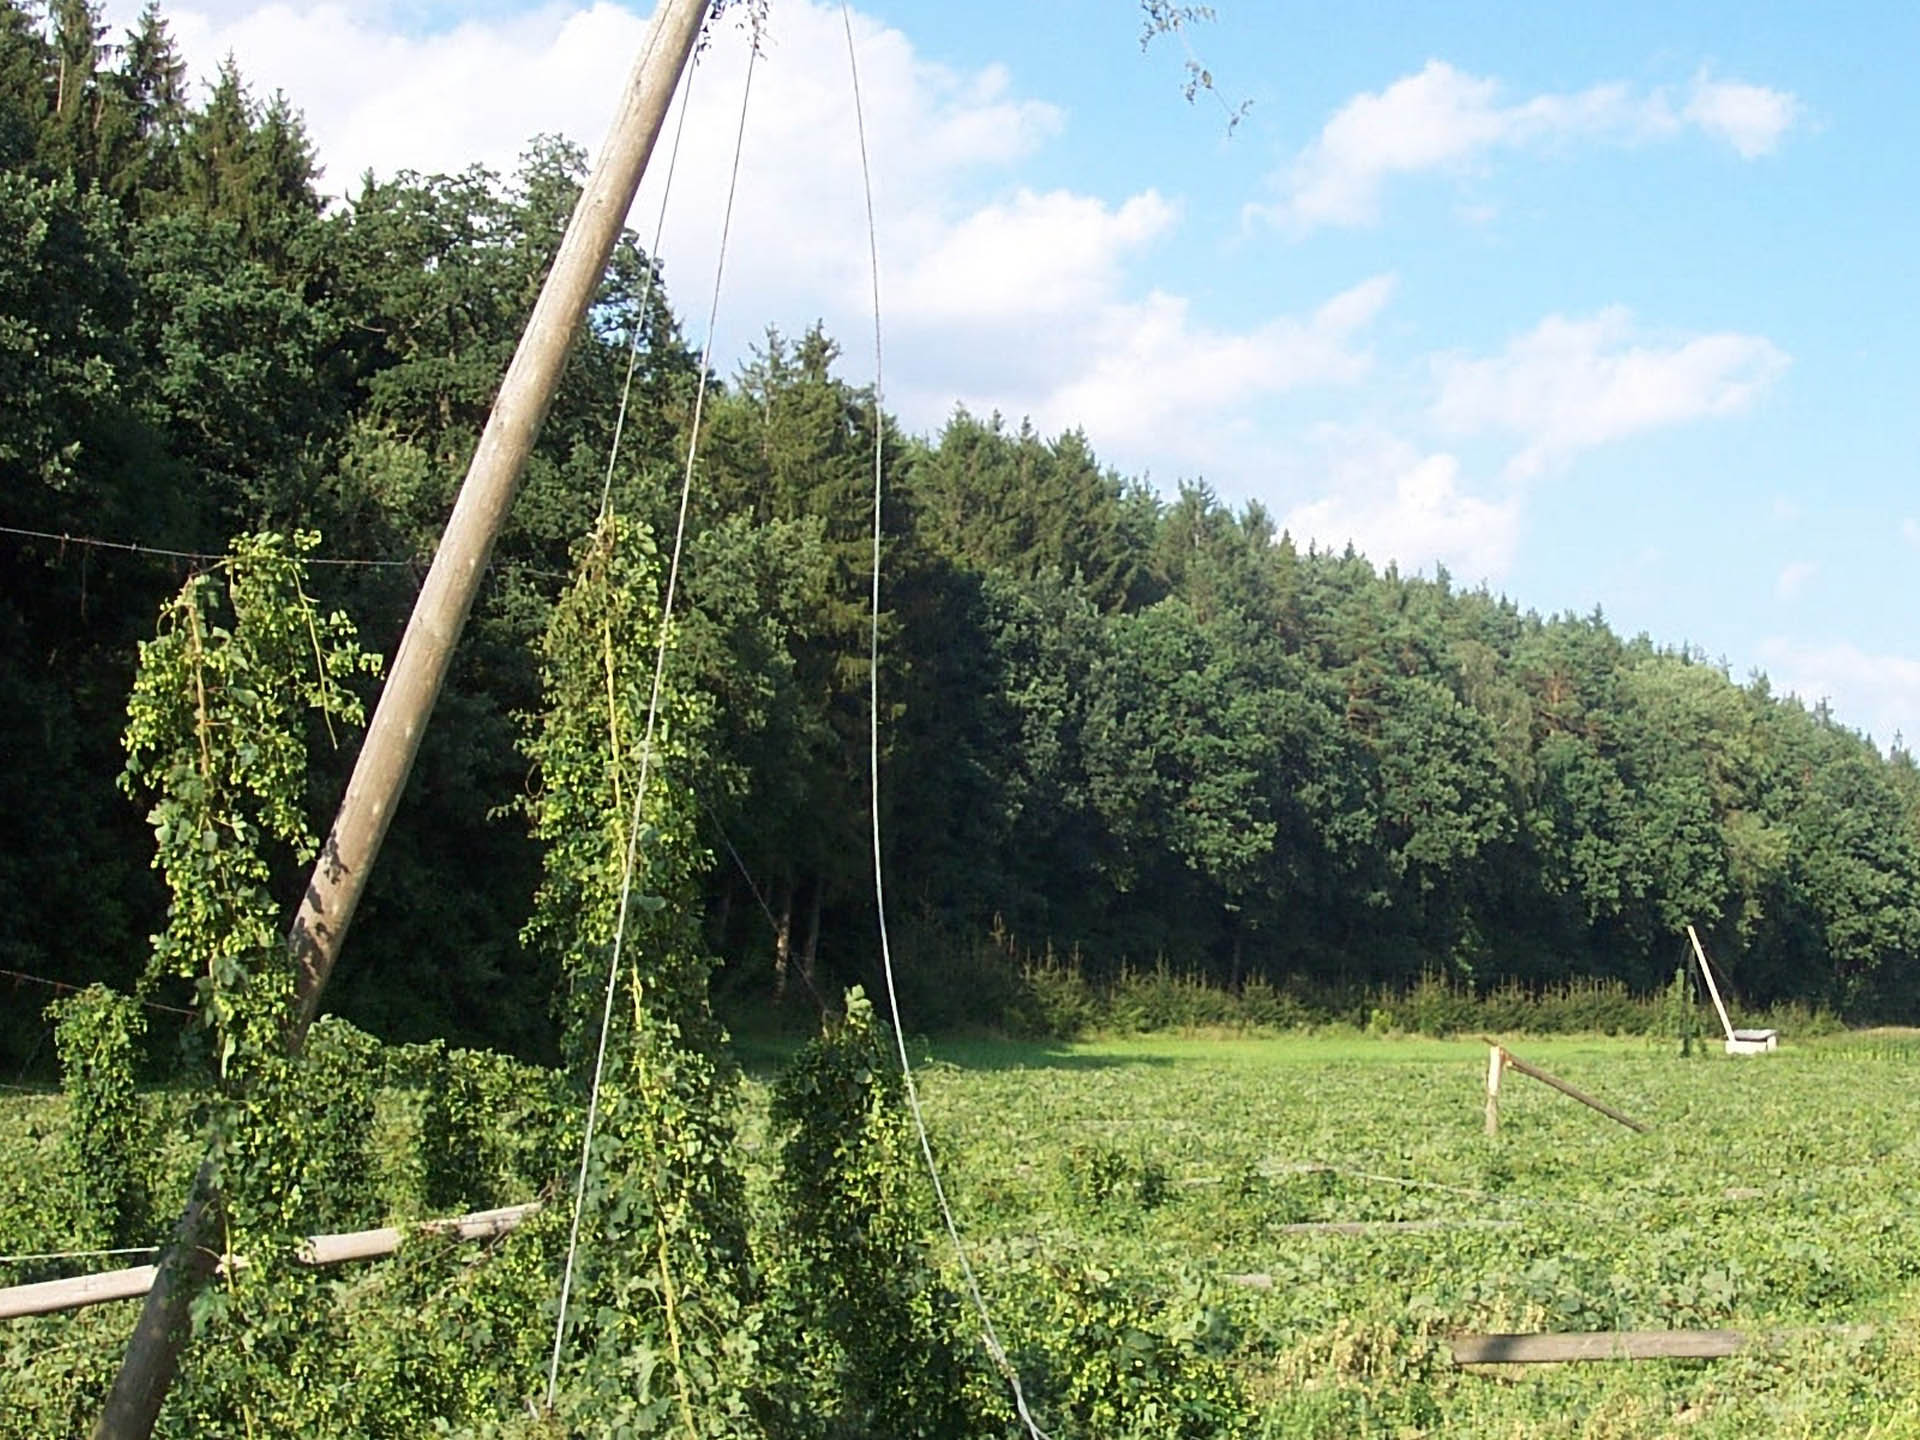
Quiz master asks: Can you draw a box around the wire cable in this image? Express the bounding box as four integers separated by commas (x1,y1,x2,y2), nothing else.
841,9,1046,1435
0,967,194,1017
0,523,417,569
545,35,758,1408
0,1246,159,1266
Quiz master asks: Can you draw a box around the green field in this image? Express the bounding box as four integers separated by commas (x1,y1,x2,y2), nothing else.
902,1030,1920,1437
8,1029,1920,1437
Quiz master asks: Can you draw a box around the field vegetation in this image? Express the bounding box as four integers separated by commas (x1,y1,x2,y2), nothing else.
5,4,1920,1436
9,1027,1920,1436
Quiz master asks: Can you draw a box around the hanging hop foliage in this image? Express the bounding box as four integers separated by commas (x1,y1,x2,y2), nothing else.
116,530,383,1437
520,512,760,1435
119,529,379,1081
50,984,151,1251
763,987,1004,1440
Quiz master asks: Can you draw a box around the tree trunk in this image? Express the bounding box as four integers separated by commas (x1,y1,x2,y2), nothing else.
772,880,793,997
800,879,823,995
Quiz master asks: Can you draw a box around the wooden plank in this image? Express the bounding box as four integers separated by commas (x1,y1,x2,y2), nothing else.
0,1203,540,1321
0,1265,160,1321
1451,1326,1873,1366
1272,1218,1517,1236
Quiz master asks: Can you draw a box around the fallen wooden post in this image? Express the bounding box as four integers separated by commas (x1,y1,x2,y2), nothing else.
1272,1217,1517,1236
1451,1325,1873,1366
1481,1040,1648,1134
0,1203,538,1321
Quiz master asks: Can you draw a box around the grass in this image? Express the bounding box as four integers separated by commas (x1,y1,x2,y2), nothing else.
8,1028,1920,1436
900,1030,1920,1437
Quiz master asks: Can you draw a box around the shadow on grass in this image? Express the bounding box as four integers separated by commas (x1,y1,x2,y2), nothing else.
723,1030,1174,1077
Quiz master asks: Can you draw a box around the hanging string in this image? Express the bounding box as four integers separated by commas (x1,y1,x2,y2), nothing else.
841,8,1048,1436
545,33,758,1408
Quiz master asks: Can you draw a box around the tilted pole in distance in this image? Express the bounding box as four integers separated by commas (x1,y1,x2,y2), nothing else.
92,4,713,1435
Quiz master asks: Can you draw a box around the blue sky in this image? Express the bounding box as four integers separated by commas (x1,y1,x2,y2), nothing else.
110,0,1920,745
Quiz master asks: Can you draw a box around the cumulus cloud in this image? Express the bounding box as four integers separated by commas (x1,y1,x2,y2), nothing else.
944,273,1394,468
1684,72,1800,159
890,188,1178,325
1759,638,1920,750
1774,560,1818,600
1282,429,1521,583
1259,60,1800,230
123,0,1388,485
1430,308,1788,478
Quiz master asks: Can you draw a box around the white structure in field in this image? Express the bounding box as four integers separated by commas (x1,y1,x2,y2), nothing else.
1687,924,1778,1055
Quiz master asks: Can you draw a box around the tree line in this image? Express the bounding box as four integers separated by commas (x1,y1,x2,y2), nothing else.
4,0,1917,1068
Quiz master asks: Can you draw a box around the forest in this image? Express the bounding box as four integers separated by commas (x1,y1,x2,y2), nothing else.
6,0,1920,1076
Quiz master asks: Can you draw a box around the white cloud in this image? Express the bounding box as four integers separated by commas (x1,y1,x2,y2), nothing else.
124,0,1386,487
1774,560,1817,600
946,273,1393,469
1902,517,1920,547
1283,429,1521,583
1261,60,1800,230
1431,308,1788,477
1684,72,1799,159
1759,638,1920,749
890,188,1177,325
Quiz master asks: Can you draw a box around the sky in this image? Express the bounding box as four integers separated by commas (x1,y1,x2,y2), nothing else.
101,0,1920,748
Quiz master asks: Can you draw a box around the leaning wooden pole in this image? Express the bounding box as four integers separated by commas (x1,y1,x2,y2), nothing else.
1481,1040,1648,1134
92,5,712,1435
1687,923,1738,1046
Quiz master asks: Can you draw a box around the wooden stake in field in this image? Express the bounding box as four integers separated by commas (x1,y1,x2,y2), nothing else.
1450,1325,1872,1366
1481,1041,1647,1135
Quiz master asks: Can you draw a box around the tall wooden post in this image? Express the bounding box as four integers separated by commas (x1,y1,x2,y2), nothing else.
92,4,713,1435
1484,1044,1504,1135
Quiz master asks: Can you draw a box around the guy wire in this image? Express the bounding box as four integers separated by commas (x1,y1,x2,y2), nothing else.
842,7,1048,1436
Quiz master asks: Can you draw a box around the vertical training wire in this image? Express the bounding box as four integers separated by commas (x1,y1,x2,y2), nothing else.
546,36,759,1409
840,8,1048,1436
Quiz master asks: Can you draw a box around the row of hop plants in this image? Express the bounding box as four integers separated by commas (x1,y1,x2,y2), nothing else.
1013,955,1841,1043
2,522,1261,1439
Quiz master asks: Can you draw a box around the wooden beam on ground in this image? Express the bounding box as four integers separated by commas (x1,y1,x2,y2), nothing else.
1450,1325,1874,1366
1274,1218,1518,1237
0,1204,538,1322
1480,1039,1648,1133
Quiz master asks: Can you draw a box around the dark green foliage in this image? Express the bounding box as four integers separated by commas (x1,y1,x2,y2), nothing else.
6,0,1920,1072
1005,962,1836,1042
50,984,150,1248
764,989,1001,1440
